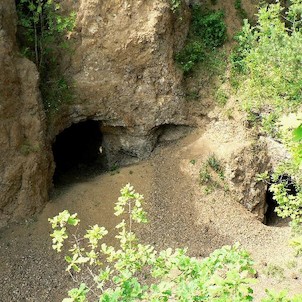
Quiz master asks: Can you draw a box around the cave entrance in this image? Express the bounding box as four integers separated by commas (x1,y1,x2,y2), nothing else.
265,178,295,226
265,187,279,226
52,120,105,185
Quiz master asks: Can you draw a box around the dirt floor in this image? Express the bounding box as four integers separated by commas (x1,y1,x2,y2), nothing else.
0,125,302,302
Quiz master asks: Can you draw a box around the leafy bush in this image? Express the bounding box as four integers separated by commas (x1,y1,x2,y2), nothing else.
262,289,302,302
231,1,302,112
175,6,227,73
230,20,255,73
191,7,227,49
49,184,256,301
175,41,205,73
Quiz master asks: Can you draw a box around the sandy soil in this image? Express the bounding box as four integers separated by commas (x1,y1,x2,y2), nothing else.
0,126,302,302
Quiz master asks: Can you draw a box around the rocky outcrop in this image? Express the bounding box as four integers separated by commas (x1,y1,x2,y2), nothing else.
184,117,270,222
226,142,271,221
49,0,190,165
0,1,50,227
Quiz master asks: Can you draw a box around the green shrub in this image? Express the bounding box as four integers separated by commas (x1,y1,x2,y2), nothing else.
191,7,227,49
230,20,255,73
49,184,257,301
175,41,205,73
231,1,302,112
175,6,227,73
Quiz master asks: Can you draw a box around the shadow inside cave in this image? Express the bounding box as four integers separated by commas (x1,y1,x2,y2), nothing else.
52,120,106,186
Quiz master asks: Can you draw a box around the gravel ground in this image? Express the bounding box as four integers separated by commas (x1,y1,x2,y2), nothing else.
1,129,302,301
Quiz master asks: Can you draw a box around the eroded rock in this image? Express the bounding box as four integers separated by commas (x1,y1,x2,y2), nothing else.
49,0,190,164
0,1,50,227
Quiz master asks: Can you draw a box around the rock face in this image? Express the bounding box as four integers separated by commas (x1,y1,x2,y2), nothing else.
50,0,190,165
0,1,50,227
226,142,271,222
0,0,190,226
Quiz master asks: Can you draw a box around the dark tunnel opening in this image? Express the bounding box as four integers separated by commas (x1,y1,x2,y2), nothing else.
265,176,296,226
52,120,105,185
265,188,279,226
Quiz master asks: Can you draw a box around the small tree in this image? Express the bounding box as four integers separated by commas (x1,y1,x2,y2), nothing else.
17,0,76,70
16,0,76,112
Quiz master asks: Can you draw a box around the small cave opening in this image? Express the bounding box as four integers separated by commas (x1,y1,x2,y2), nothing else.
265,176,296,226
52,120,105,186
265,187,279,226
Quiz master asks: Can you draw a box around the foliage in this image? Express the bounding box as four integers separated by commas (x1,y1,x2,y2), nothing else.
230,20,255,73
233,1,302,258
215,87,229,107
261,112,280,138
170,0,182,13
234,0,248,20
50,184,257,301
231,1,302,112
175,6,227,73
262,289,302,302
16,0,76,113
41,75,74,113
190,7,227,49
175,41,205,73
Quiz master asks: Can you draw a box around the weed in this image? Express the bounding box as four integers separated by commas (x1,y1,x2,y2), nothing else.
199,166,212,184
286,260,298,269
109,163,120,175
246,110,261,126
264,264,285,280
199,155,225,194
261,112,280,138
225,108,234,119
191,7,226,49
215,88,229,107
204,185,214,195
41,75,74,113
207,154,222,173
170,0,182,13
190,159,196,165
175,41,205,73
